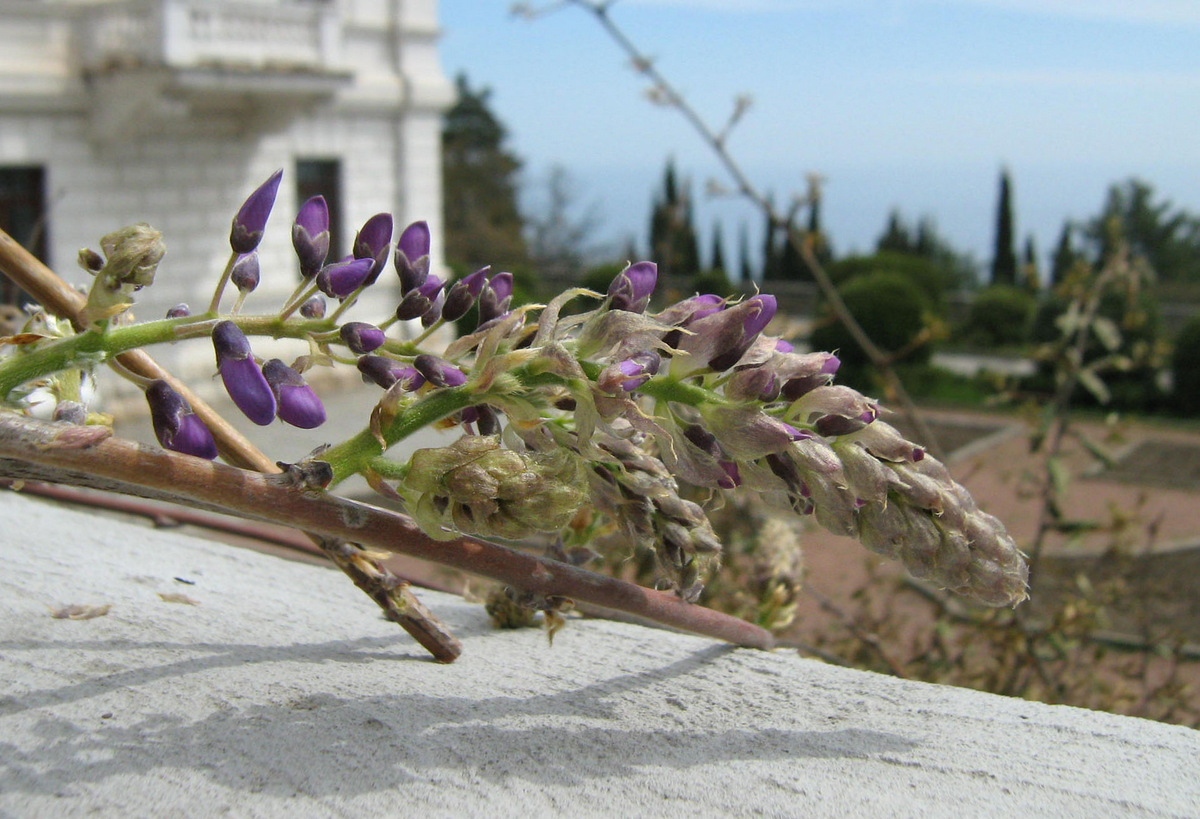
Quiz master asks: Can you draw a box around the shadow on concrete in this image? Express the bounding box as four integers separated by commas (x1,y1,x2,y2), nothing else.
0,640,917,796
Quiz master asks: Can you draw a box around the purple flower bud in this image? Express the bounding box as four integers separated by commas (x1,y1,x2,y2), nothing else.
230,252,260,293
478,271,515,326
599,350,661,394
395,221,432,292
742,295,777,339
718,461,742,490
145,380,218,459
775,339,795,353
707,295,779,371
475,404,501,436
230,169,283,254
262,359,326,429
814,413,869,437
299,295,327,319
421,290,445,328
292,196,330,279
607,261,657,313
441,267,489,323
212,320,276,425
316,257,375,300
357,355,426,390
166,303,191,319
395,274,444,321
353,213,393,285
339,321,386,354
397,220,430,262
413,354,467,387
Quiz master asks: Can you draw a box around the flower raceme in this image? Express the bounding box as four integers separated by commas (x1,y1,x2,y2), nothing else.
55,177,1026,612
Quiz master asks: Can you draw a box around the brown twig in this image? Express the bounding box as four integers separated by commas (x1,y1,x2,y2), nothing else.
0,227,463,662
0,411,777,651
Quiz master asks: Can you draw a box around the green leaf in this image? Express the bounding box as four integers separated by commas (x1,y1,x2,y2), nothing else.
1077,367,1111,404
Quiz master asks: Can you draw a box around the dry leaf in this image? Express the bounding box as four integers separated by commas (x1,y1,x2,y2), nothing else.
51,604,112,620
158,593,200,606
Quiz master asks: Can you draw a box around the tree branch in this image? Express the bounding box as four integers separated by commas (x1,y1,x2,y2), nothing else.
0,411,777,651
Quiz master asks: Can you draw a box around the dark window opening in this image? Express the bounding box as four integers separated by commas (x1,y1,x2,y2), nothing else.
295,158,343,272
0,166,47,308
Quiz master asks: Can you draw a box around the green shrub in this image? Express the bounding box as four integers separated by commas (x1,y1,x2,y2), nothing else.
962,285,1035,348
828,251,959,314
809,270,930,388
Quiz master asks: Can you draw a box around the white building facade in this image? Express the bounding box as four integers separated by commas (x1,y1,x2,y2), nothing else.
0,0,454,338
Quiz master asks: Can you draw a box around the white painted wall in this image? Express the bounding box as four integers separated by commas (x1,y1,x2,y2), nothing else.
0,0,455,394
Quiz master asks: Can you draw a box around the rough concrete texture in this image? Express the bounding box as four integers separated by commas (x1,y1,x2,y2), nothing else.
1,488,1198,818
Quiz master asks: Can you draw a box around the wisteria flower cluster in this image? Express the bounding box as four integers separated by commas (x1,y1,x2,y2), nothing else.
0,171,1028,609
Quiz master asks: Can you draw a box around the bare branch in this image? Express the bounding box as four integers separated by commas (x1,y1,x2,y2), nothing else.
0,411,777,652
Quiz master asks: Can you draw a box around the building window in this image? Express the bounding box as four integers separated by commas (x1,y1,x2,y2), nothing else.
0,166,47,307
295,159,343,267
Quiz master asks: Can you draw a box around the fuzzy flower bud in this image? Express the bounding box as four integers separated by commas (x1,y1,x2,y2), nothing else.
145,380,218,459
230,169,282,254
262,359,326,429
403,436,588,541
212,320,276,426
292,195,330,279
607,261,657,313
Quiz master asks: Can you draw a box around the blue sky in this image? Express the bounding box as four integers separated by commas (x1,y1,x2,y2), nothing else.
438,1,1200,276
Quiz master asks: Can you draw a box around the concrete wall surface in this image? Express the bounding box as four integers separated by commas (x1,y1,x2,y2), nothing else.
1,488,1197,818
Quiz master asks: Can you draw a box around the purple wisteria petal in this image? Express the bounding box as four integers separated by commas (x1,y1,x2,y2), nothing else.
442,267,489,323
299,295,327,319
145,380,218,459
607,261,658,313
292,195,330,278
230,252,260,293
395,274,444,321
354,213,393,285
413,354,467,387
316,257,375,299
478,270,515,326
357,356,426,391
230,169,282,254
212,320,276,425
262,359,326,429
397,220,431,262
340,321,387,354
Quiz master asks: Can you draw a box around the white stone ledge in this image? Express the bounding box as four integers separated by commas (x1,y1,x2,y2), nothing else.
0,489,1197,818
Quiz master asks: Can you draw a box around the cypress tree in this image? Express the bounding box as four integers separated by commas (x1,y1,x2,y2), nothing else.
877,209,913,254
738,222,753,283
761,196,781,280
990,168,1018,286
1050,222,1079,286
709,219,726,275
1021,235,1040,292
